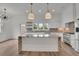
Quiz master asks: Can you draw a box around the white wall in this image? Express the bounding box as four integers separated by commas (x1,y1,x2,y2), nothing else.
76,4,79,19
0,3,26,42
62,4,73,27
0,3,63,42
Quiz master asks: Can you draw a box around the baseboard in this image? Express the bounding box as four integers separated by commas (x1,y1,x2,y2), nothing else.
19,51,59,54
0,39,14,44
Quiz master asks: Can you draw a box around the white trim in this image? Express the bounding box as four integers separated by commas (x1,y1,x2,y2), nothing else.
0,18,1,32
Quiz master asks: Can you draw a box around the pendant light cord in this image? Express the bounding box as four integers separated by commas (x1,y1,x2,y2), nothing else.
47,3,49,12
30,3,33,13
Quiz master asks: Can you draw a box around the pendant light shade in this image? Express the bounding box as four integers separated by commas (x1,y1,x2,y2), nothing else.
28,12,35,20
45,12,52,19
45,3,52,19
28,3,35,20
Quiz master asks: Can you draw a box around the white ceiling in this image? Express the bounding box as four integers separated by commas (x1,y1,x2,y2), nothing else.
0,3,71,15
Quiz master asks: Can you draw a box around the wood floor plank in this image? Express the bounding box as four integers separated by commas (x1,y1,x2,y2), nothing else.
39,52,48,56
29,52,39,56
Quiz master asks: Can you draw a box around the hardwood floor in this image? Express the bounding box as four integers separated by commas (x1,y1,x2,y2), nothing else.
0,39,18,56
0,39,79,56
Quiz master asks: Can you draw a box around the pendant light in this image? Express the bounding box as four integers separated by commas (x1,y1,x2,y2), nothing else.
28,3,35,20
45,3,52,20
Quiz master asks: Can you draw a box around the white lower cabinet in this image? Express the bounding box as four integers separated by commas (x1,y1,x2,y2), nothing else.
70,35,75,49
63,34,71,45
75,39,79,51
63,34,76,50
70,35,79,51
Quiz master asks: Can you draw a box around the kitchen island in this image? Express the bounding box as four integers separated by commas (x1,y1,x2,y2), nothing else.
18,33,61,54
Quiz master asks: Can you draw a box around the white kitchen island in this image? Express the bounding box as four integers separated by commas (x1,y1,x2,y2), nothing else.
18,33,61,53
22,36,58,51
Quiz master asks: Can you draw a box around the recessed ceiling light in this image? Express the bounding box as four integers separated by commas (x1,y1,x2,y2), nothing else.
26,10,28,13
21,24,26,27
38,9,41,13
52,9,55,12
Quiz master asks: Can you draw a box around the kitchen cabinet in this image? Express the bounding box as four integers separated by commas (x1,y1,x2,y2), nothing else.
63,20,79,51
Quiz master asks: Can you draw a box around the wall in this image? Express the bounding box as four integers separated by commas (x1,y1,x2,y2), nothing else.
0,3,26,42
62,4,73,27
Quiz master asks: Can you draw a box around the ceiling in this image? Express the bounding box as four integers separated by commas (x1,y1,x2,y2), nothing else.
0,3,71,15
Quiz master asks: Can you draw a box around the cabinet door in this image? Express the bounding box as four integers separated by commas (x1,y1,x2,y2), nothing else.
63,34,71,44
70,35,75,49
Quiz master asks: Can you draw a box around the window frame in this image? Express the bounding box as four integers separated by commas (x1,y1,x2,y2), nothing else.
0,18,4,33
0,18,2,32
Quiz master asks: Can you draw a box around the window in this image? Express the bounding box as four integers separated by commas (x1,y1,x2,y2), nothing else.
0,18,1,32
33,23,49,31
